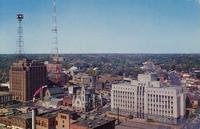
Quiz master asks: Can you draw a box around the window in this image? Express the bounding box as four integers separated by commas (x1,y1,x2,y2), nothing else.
61,115,66,119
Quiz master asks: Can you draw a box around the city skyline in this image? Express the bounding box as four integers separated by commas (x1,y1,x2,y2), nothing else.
1,0,200,54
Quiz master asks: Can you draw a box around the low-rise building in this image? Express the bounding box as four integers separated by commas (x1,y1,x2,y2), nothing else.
56,110,77,129
0,115,11,128
36,110,59,129
0,91,12,105
70,115,115,129
11,113,32,129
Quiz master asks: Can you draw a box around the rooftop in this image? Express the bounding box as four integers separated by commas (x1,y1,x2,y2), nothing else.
47,86,65,95
0,91,11,96
12,112,32,120
72,115,115,128
59,110,75,115
38,109,62,118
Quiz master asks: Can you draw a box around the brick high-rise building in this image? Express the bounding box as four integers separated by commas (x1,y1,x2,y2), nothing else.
10,59,47,101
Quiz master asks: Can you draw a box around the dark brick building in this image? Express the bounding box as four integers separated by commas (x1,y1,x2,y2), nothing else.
10,59,47,101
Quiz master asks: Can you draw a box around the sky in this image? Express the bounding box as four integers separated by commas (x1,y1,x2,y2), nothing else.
1,0,200,54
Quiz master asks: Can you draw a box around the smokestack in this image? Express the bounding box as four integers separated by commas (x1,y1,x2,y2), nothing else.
32,108,37,129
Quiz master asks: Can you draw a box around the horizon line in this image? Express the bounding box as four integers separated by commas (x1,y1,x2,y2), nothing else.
0,52,200,55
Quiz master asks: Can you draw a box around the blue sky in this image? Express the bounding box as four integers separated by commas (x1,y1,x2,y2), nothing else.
0,0,200,54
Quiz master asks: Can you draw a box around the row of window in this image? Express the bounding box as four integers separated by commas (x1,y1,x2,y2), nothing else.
113,87,135,91
36,121,57,127
113,95,134,99
148,110,174,115
113,99,135,103
148,104,173,109
113,91,134,94
113,104,134,108
148,94,173,99
60,115,67,119
138,83,146,86
0,96,11,103
147,90,175,94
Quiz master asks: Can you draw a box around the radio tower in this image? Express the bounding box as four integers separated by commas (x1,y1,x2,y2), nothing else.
52,0,59,63
16,13,24,57
50,0,62,83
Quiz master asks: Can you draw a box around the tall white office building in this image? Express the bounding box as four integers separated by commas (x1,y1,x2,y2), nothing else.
111,73,185,124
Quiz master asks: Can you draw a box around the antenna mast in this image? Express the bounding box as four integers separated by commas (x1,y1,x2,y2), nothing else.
52,0,59,62
16,13,24,56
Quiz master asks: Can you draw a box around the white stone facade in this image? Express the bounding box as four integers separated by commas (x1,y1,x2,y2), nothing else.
72,87,95,112
111,73,185,124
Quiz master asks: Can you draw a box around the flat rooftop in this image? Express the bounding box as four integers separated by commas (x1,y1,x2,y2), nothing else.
59,110,74,115
38,109,62,118
0,92,11,96
12,112,32,120
72,115,115,128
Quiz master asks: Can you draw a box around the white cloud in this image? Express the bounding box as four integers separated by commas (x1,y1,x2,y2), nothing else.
196,0,200,4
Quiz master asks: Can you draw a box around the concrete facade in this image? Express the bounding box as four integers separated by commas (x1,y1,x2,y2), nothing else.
111,73,185,124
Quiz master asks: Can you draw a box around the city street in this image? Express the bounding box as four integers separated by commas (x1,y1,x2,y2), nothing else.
115,120,173,129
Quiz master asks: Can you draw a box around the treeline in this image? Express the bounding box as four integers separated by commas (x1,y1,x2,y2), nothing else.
1,54,200,83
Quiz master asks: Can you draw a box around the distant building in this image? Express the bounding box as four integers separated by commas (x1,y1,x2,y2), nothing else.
141,61,156,72
72,87,96,112
111,73,185,124
74,73,92,86
0,91,12,105
97,74,123,90
186,93,200,109
46,62,62,74
45,86,66,99
10,59,47,101
168,71,181,86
